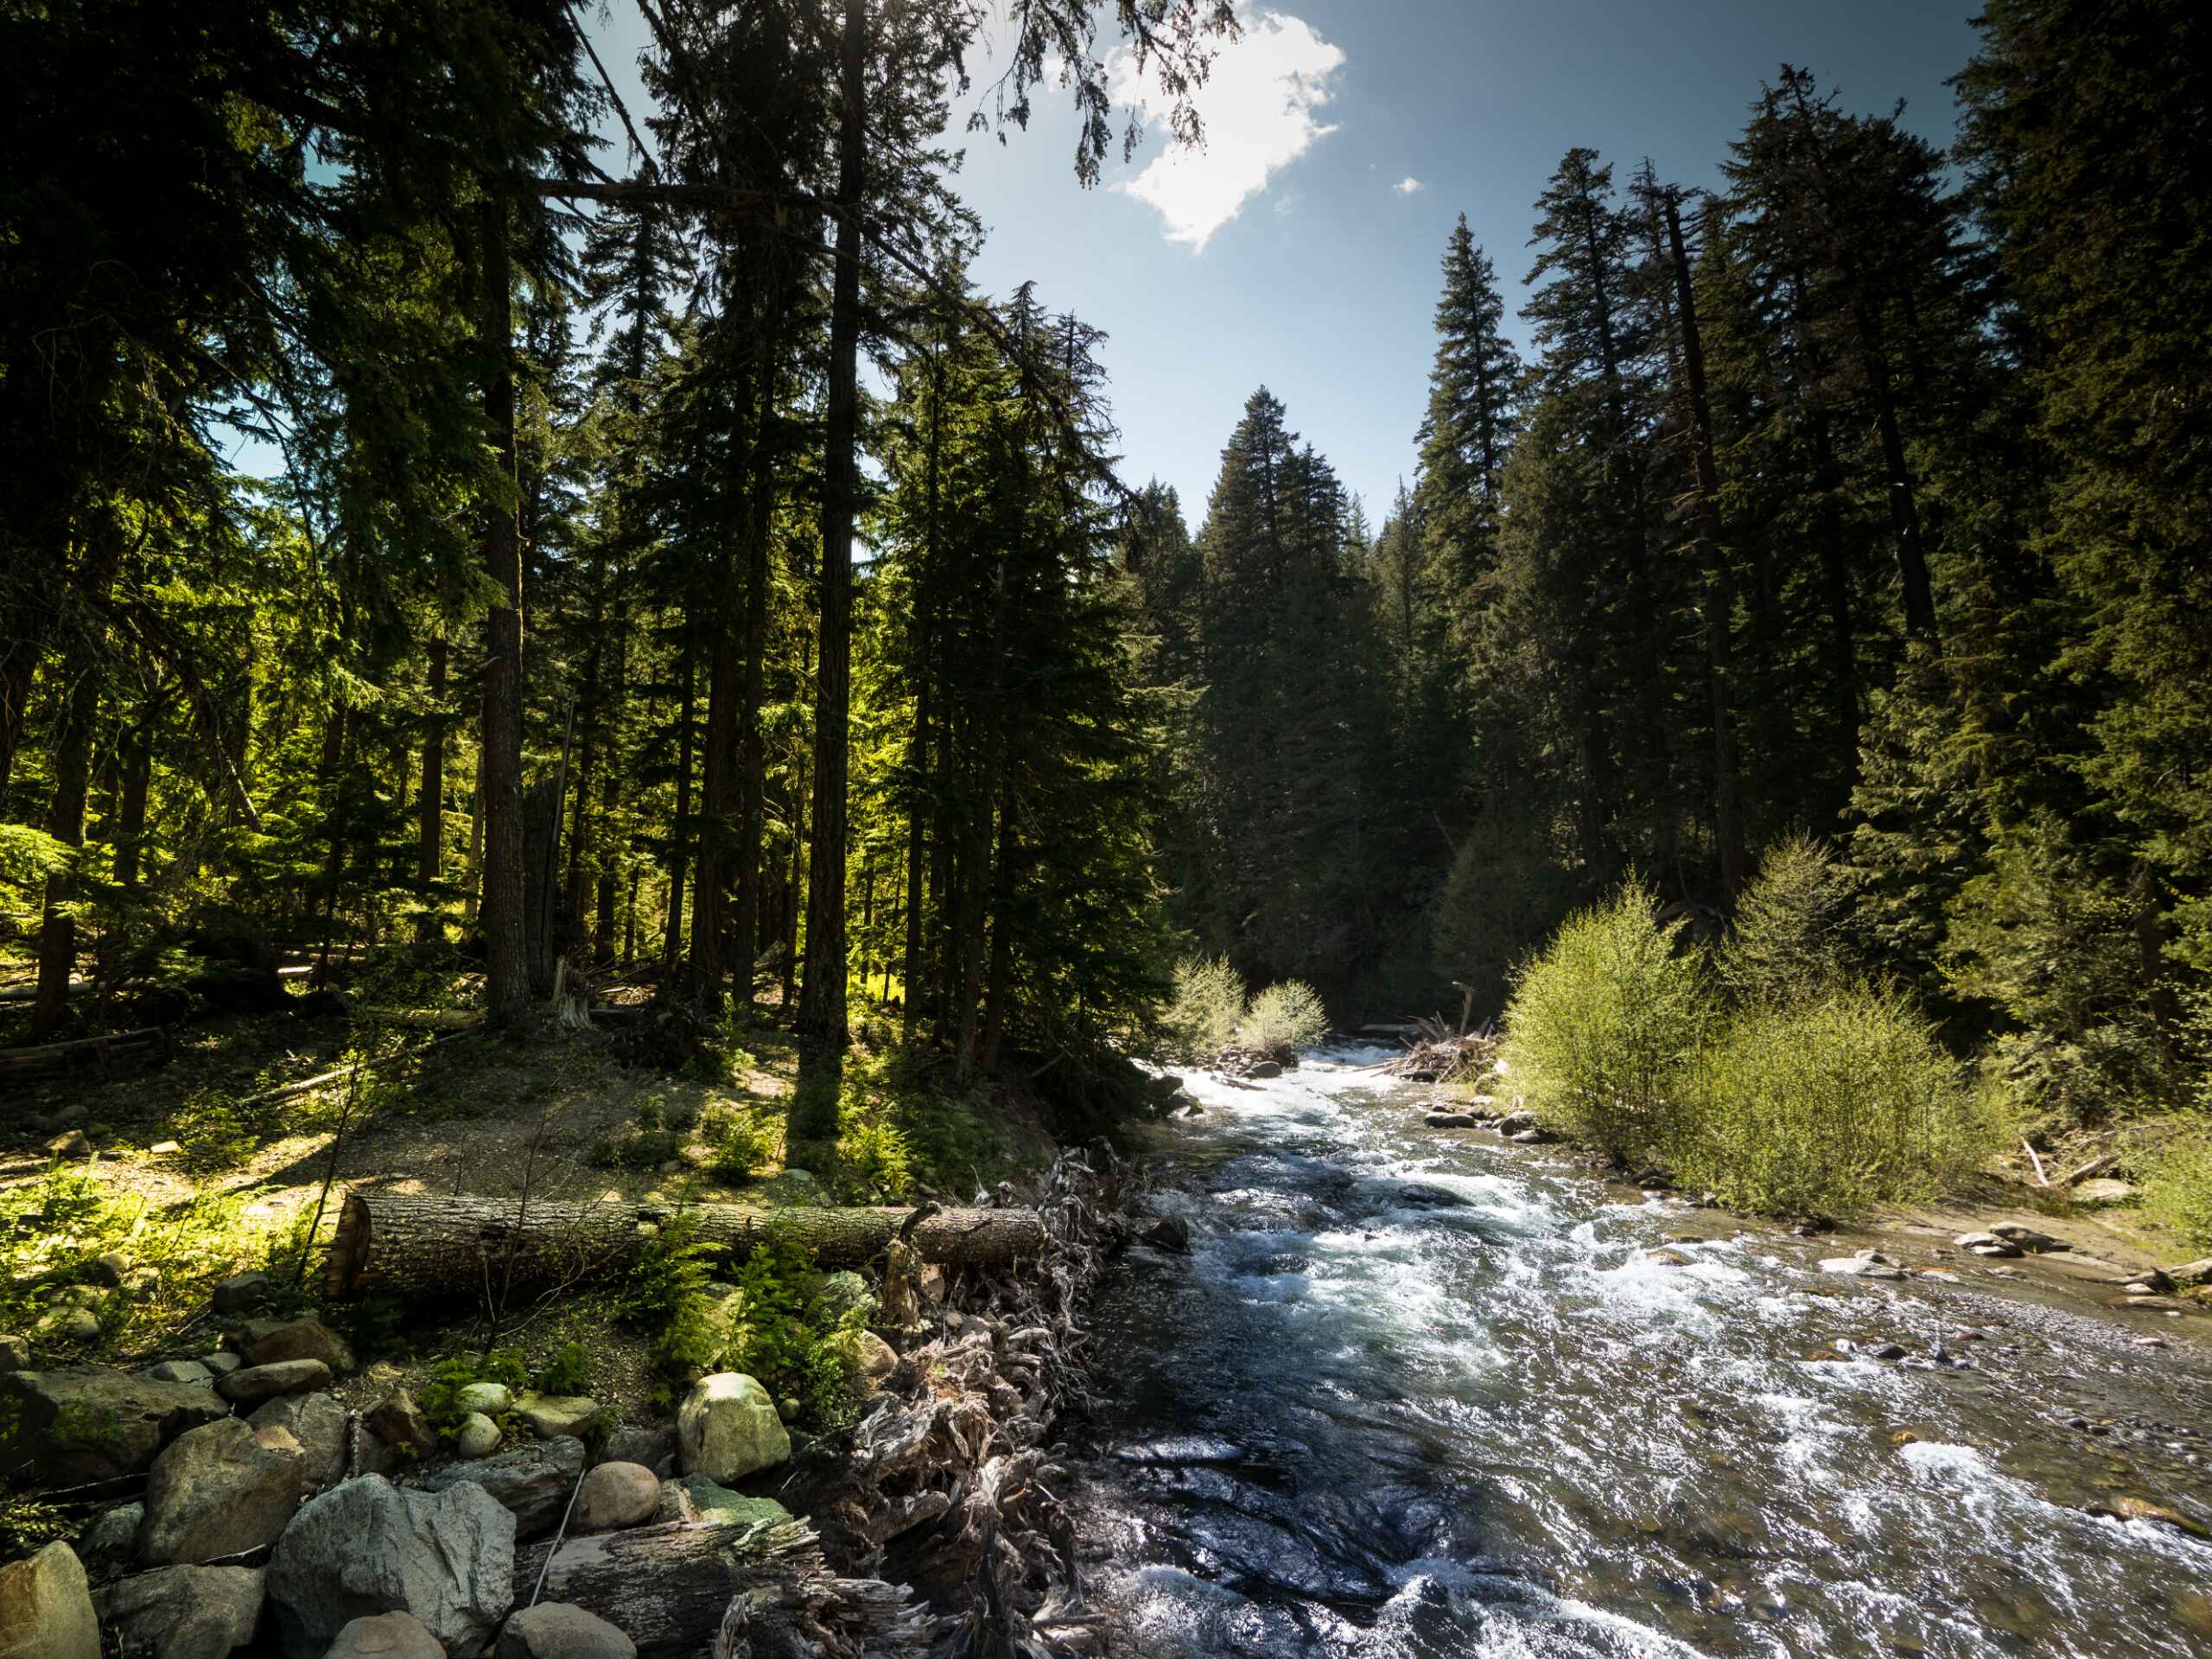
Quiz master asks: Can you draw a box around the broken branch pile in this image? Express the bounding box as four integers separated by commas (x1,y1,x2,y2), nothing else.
1374,1014,1501,1086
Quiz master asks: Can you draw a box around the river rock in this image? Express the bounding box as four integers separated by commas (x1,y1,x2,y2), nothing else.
2164,1257,2212,1288
1497,1110,1536,1134
594,1423,672,1471
1141,1216,1192,1253
251,1390,347,1492
0,1365,232,1483
90,1251,133,1287
411,1435,584,1539
656,1475,791,1529
200,1352,243,1376
513,1393,600,1440
210,1272,271,1315
1992,1223,2064,1252
0,1541,100,1659
0,1335,28,1371
496,1602,635,1659
217,1358,331,1406
142,1359,213,1385
2072,1178,2136,1205
327,1612,447,1658
572,1461,658,1532
454,1413,502,1459
1818,1251,1907,1280
2086,1496,2209,1539
77,1502,143,1575
39,1306,100,1344
95,1565,264,1659
454,1382,512,1415
1424,1111,1478,1128
264,1476,514,1659
855,1330,898,1384
368,1389,435,1457
242,1319,354,1375
138,1417,304,1565
1509,1128,1551,1145
677,1374,789,1483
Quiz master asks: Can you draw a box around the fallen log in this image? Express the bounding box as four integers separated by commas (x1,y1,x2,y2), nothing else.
321,1191,1048,1300
0,1026,167,1077
514,1519,932,1659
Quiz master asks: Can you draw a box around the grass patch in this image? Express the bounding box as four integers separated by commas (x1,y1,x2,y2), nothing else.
2138,1121,2212,1250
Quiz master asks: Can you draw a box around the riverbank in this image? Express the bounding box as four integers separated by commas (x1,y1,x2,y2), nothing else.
1065,1045,2212,1657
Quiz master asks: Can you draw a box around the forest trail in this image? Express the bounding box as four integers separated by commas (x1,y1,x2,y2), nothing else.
1069,1046,2212,1658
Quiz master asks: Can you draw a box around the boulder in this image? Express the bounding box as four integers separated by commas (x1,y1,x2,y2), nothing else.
1818,1251,1908,1280
411,1435,584,1540
572,1461,658,1533
326,1612,447,1658
513,1393,600,1440
1991,1223,2064,1252
454,1382,512,1416
216,1359,331,1406
808,1271,877,1328
454,1413,502,1459
200,1353,244,1376
0,1335,28,1372
676,1374,790,1484
594,1424,671,1472
38,1306,100,1344
0,1365,232,1484
210,1273,271,1316
1423,1111,1478,1128
137,1416,304,1566
94,1565,264,1659
264,1476,514,1659
46,1129,92,1158
496,1602,635,1659
142,1359,214,1385
250,1391,348,1492
2072,1178,2136,1206
0,1541,100,1659
656,1475,791,1529
367,1389,434,1457
242,1319,354,1376
854,1331,898,1385
76,1502,143,1576
91,1251,133,1287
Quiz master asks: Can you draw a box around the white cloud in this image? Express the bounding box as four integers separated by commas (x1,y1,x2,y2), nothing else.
1112,10,1345,251
1393,176,1424,195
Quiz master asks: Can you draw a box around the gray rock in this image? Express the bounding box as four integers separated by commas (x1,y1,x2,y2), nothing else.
0,1335,28,1372
76,1502,143,1576
242,1319,354,1376
453,1413,501,1459
94,1565,264,1659
411,1435,585,1540
142,1359,214,1385
1497,1110,1537,1134
200,1352,243,1376
512,1393,600,1440
91,1251,133,1287
264,1476,514,1659
118,1266,162,1301
39,1307,100,1344
677,1374,789,1484
594,1424,671,1471
216,1359,332,1406
1248,1060,1282,1078
250,1391,348,1492
1818,1253,1907,1280
210,1272,271,1316
453,1382,511,1416
1991,1222,2063,1250
46,1128,92,1158
1424,1111,1478,1128
326,1611,447,1658
496,1602,635,1659
656,1474,791,1530
0,1541,100,1659
0,1364,232,1484
1508,1128,1550,1145
137,1417,304,1566
1141,1216,1192,1253
572,1461,658,1533
854,1331,898,1384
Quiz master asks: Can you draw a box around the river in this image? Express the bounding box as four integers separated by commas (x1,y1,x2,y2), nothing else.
1066,1045,2212,1658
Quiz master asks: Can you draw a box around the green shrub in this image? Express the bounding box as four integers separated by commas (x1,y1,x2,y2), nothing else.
836,1119,913,1194
2139,1122,2212,1249
615,1213,720,1382
533,1341,592,1397
419,1349,527,1440
1163,954,1245,1061
1719,833,1858,1004
724,1232,866,1432
1236,980,1329,1056
1501,877,1713,1165
1676,987,1996,1218
703,1107,781,1182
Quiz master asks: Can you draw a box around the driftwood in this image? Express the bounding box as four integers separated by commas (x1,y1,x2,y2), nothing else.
2061,1152,2122,1186
513,1519,932,1659
321,1192,1048,1300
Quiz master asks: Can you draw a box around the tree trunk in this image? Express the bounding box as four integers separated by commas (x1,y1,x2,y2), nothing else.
31,634,105,1039
732,275,784,1009
416,635,447,938
322,1192,1046,1301
664,634,695,969
690,566,741,991
797,0,868,1046
510,1521,931,1659
478,197,530,1027
594,580,627,964
112,704,155,893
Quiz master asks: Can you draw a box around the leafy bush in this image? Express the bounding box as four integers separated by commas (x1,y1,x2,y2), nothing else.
1501,877,1713,1165
703,1107,781,1182
2139,1122,2212,1249
533,1341,592,1397
1162,954,1245,1061
1676,987,1997,1218
837,1119,913,1194
724,1232,867,1433
1236,980,1329,1056
615,1213,720,1383
1719,833,1859,1004
418,1349,527,1440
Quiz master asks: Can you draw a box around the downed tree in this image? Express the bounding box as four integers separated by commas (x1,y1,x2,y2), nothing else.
513,1518,932,1659
321,1192,1047,1300
0,1025,167,1080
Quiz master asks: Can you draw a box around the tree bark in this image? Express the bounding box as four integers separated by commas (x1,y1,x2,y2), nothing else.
112,703,155,893
511,1520,931,1659
797,0,868,1046
322,1192,1046,1300
32,647,103,1039
664,633,696,969
416,635,447,938
478,197,530,1027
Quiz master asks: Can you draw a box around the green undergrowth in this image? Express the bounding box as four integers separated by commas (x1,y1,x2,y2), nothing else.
1161,955,1329,1062
2138,1122,2212,1250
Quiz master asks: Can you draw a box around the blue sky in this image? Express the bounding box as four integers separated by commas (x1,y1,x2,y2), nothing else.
592,2,1986,525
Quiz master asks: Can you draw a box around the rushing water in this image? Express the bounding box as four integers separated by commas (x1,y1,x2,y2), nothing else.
1068,1046,2212,1658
